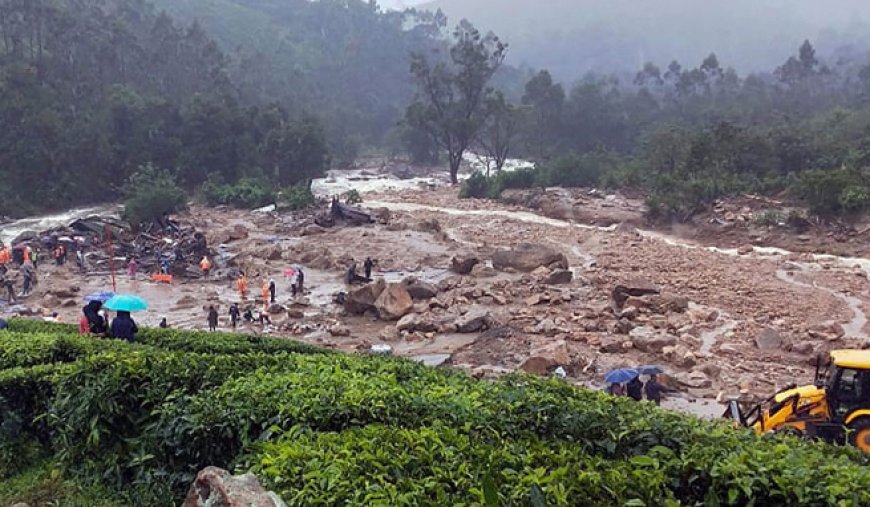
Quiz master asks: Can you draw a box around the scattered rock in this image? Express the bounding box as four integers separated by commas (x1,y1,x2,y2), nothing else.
809,321,846,341
629,326,677,353
492,243,568,272
520,356,558,376
328,324,351,337
737,245,754,255
599,337,624,353
450,256,479,275
267,304,285,315
673,370,712,389
228,224,249,241
611,279,660,308
396,313,437,333
470,263,497,278
181,467,285,507
301,224,326,236
267,246,283,261
455,307,493,333
542,269,573,285
755,327,784,350
404,280,438,300
374,283,414,320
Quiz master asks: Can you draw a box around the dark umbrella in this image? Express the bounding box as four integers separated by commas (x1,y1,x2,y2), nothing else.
604,368,639,384
637,365,665,376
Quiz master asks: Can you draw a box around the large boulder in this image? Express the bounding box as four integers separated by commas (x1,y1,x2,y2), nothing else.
182,467,285,507
491,243,568,272
611,279,660,308
404,280,438,300
396,313,438,333
455,307,493,333
451,256,479,275
374,283,414,320
629,326,677,353
755,327,784,351
345,279,386,315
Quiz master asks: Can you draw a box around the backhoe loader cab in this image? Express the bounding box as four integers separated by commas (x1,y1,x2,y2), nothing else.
726,350,870,452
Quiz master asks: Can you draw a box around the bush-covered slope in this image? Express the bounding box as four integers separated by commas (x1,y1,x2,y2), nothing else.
1,320,868,506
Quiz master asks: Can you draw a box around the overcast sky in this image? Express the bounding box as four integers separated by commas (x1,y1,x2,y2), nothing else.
378,0,426,10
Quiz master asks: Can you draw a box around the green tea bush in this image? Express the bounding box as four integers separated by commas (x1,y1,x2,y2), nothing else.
48,351,294,487
247,424,678,507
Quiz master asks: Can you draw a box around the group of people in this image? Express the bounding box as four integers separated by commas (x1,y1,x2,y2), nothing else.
346,257,375,285
80,300,138,342
0,241,36,302
607,374,675,406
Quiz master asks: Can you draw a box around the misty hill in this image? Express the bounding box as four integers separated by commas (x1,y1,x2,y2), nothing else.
421,0,870,80
147,0,446,157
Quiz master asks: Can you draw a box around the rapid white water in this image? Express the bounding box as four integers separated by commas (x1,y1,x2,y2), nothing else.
0,205,120,245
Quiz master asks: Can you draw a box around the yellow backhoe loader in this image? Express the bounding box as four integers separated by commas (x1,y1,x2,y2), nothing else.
725,350,870,451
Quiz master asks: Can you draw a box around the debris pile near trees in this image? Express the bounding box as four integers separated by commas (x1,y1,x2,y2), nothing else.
15,213,213,277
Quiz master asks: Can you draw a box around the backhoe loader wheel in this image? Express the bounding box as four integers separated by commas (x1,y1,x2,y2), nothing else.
849,419,870,452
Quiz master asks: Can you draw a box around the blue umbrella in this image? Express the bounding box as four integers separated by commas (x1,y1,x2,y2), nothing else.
637,365,665,376
83,291,115,303
103,294,149,312
604,368,639,384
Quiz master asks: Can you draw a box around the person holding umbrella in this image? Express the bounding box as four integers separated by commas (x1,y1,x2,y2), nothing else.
104,295,148,343
603,368,638,397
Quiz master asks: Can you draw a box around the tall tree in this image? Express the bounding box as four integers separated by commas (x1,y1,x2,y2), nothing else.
476,91,520,173
406,21,507,183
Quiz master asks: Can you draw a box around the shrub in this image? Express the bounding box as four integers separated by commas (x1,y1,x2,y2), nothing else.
201,177,275,209
278,184,314,210
122,164,187,226
459,171,490,199
795,167,870,217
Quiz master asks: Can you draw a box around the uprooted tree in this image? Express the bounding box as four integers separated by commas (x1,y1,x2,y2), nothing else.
406,21,507,184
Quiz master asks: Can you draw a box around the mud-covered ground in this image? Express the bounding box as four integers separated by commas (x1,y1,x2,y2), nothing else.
5,161,870,419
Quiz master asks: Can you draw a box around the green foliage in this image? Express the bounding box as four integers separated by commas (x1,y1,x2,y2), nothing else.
3,322,870,505
122,165,188,226
795,168,870,216
201,177,276,209
278,185,315,211
407,21,508,183
344,189,363,205
0,461,120,507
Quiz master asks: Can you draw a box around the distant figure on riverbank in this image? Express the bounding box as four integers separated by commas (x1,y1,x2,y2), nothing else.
237,273,248,300
364,257,374,280
200,256,212,278
269,278,276,303
229,303,240,329
159,317,169,329
296,268,304,294
207,305,218,332
127,257,138,279
111,310,138,342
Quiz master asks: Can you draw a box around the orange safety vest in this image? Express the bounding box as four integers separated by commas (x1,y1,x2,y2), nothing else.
23,247,31,262
200,257,212,271
237,277,248,293
0,248,9,264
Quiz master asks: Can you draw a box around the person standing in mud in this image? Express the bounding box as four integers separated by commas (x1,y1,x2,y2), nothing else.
0,271,14,304
127,257,138,280
20,261,33,297
207,305,219,332
236,273,249,300
269,278,276,303
364,257,374,280
296,268,304,294
200,256,212,278
260,279,270,307
229,303,241,329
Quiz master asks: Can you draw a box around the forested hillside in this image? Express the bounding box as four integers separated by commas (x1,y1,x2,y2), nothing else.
147,0,448,161
0,0,331,218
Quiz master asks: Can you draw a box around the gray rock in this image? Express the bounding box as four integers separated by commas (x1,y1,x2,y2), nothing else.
629,326,677,353
182,467,286,507
455,307,493,333
345,279,386,315
374,283,414,321
755,327,783,350
492,243,568,272
404,280,438,300
451,256,479,274
543,269,573,285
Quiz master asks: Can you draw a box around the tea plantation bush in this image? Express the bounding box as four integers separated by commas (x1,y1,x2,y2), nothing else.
1,321,870,506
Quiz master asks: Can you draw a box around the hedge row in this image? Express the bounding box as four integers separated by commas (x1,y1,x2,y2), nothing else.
2,322,870,505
